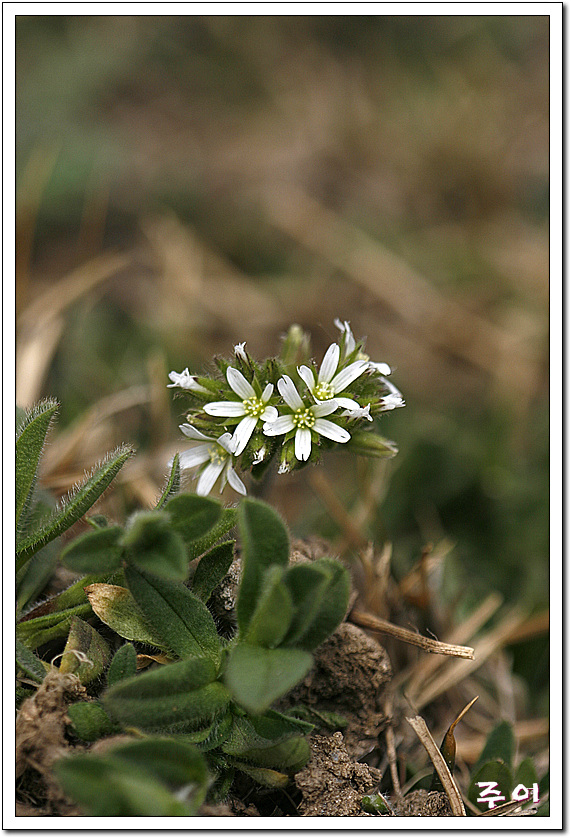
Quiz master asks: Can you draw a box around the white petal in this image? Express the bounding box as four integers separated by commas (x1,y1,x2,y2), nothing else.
263,415,295,435
278,375,304,410
318,344,340,383
167,369,208,392
312,399,339,418
369,361,392,376
177,445,211,469
226,465,247,495
234,342,248,361
380,376,402,398
227,367,255,399
217,432,237,454
330,360,368,392
313,419,350,443
295,428,312,461
232,415,258,455
260,405,278,422
342,403,373,421
380,394,405,411
179,424,212,441
204,400,246,417
297,365,316,391
261,382,274,401
196,460,225,496
334,396,361,410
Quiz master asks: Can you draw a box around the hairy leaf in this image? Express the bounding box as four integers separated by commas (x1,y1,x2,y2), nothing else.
164,494,221,546
107,643,137,687
224,644,312,715
85,584,168,648
243,566,294,648
221,709,313,755
287,558,350,651
60,617,111,684
237,736,310,774
16,638,47,683
187,507,237,561
16,399,58,529
16,603,93,650
155,453,181,510
67,701,117,741
122,511,188,580
60,526,124,574
191,540,235,602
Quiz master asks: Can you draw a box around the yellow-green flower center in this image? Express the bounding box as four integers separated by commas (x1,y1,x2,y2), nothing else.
314,382,335,400
292,407,316,429
243,396,266,418
208,444,228,465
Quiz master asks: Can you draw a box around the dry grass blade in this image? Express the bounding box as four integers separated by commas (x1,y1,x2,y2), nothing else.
350,610,475,659
406,714,466,816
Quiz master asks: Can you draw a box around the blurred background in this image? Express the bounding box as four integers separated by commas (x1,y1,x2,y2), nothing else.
16,15,549,722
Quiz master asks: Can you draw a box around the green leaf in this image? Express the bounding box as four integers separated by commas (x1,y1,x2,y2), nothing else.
125,566,221,664
112,738,209,795
16,603,93,650
122,511,188,580
155,454,181,510
164,494,221,546
221,709,313,755
191,541,235,602
60,617,111,684
468,760,514,813
85,583,168,648
230,762,289,788
243,566,294,647
104,659,230,732
236,498,290,633
280,562,331,646
67,701,117,741
187,507,237,561
287,558,350,651
16,539,59,613
60,526,124,574
514,757,538,789
53,754,193,816
16,399,58,529
16,445,134,571
224,644,313,715
473,721,515,775
16,638,47,683
107,643,137,687
237,736,310,774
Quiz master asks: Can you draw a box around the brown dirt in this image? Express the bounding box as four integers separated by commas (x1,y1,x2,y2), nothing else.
295,732,382,816
16,668,87,815
393,789,453,817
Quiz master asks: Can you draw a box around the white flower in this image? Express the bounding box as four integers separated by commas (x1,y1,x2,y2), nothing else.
234,342,248,362
297,343,368,410
203,367,278,455
167,368,209,393
378,375,405,410
368,360,392,376
263,374,350,462
175,424,246,496
342,403,373,422
334,318,356,356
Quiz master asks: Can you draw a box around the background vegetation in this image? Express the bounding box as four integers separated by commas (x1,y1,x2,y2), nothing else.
16,13,549,780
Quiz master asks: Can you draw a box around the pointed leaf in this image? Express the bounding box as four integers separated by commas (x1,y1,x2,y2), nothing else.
16,445,134,570
125,566,221,664
243,566,294,648
236,498,290,633
16,638,47,683
191,541,235,602
122,510,187,580
107,643,137,687
85,584,167,648
164,494,221,546
224,644,313,715
16,603,93,650
187,507,237,561
59,617,111,683
155,454,181,510
16,399,58,528
60,526,124,574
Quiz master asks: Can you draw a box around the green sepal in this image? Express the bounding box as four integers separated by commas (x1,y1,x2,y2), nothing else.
236,498,290,633
122,510,188,580
191,541,235,602
60,617,111,684
164,494,221,547
155,454,181,510
285,558,350,651
85,583,168,648
107,643,137,687
67,701,117,741
124,566,221,664
16,638,47,683
187,508,237,561
60,526,124,574
16,399,58,529
224,644,313,715
16,445,134,571
53,753,194,816
243,566,294,648
221,709,313,755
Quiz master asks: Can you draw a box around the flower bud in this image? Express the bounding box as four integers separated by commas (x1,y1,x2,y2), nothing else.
347,431,398,459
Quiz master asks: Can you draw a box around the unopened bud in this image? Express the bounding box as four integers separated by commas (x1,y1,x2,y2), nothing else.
347,431,398,459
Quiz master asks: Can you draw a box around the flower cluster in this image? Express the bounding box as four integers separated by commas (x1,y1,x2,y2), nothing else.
168,319,404,496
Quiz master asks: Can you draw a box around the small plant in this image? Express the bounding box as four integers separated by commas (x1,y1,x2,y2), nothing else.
167,318,403,493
